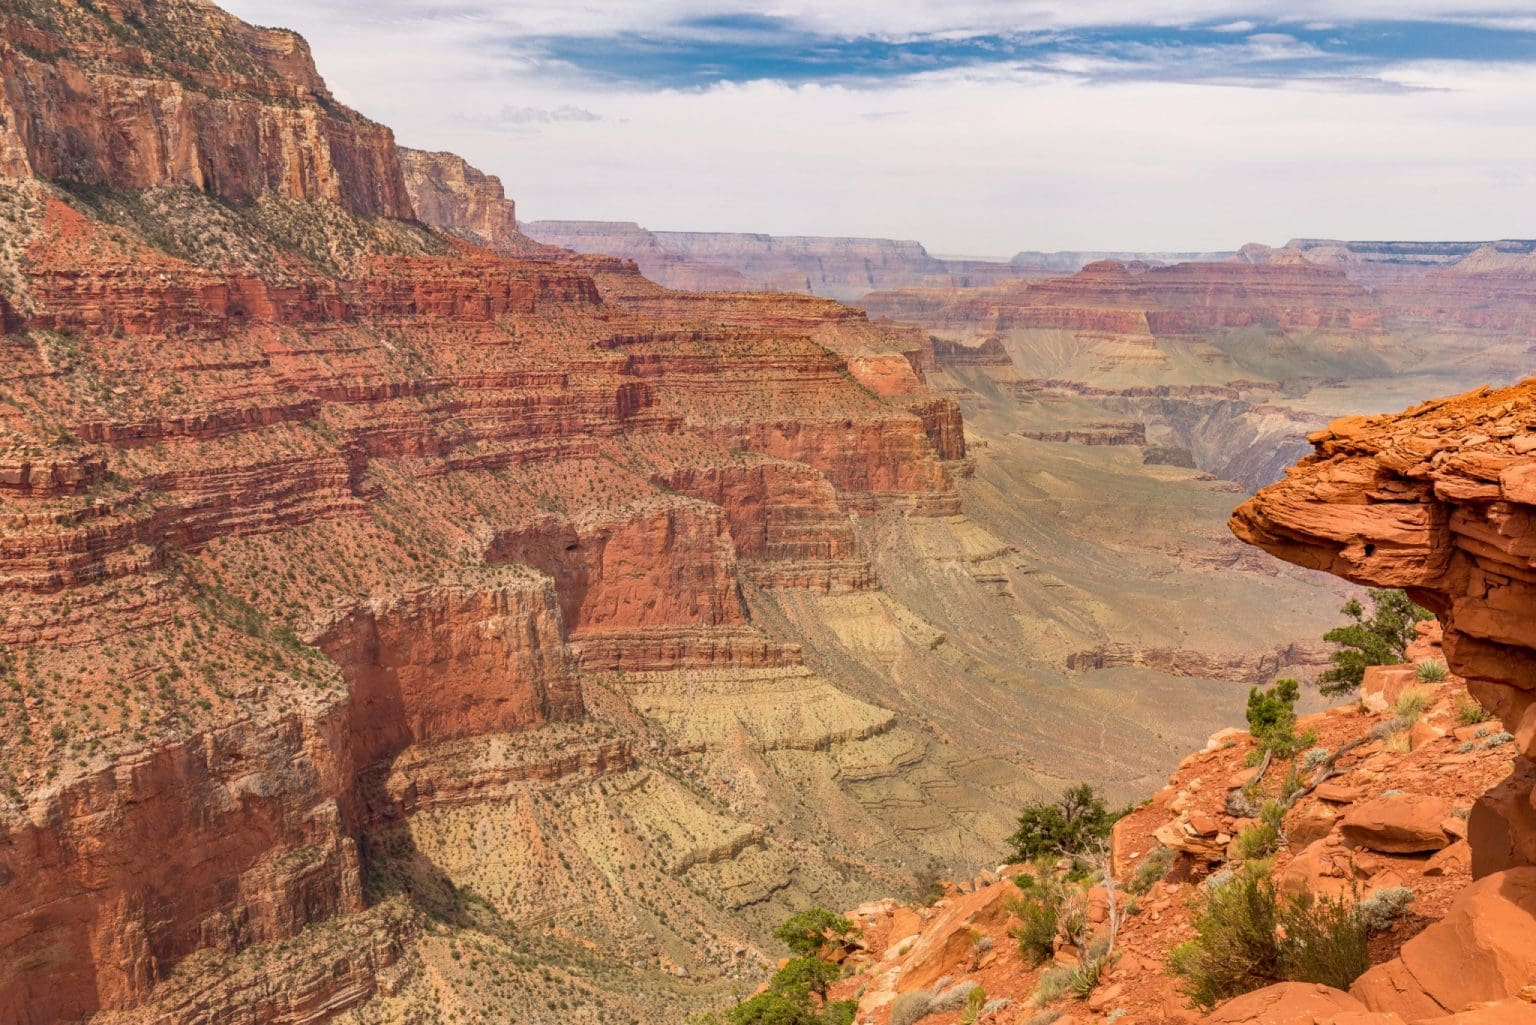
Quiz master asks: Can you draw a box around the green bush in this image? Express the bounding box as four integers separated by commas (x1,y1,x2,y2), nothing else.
1456,697,1491,726
1007,884,1063,966
1007,784,1118,862
1279,893,1369,990
1170,864,1374,1008
1415,660,1449,683
1247,678,1299,744
774,909,854,957
1234,802,1287,861
1356,886,1415,933
1393,686,1431,724
1318,589,1433,696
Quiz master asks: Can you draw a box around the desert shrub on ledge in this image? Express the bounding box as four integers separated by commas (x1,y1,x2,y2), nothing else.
1169,861,1412,1008
700,909,857,1025
1316,588,1432,696
1005,783,1119,863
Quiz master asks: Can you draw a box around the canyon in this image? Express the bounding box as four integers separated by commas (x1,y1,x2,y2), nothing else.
3,2,1535,1025
0,2,1349,1023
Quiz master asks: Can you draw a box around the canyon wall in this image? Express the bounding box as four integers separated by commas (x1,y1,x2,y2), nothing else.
520,220,1019,301
0,0,412,217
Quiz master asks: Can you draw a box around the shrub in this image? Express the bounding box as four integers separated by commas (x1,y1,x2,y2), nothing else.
1128,845,1173,895
1247,678,1300,752
930,981,981,1013
1301,747,1331,772
958,987,989,1025
1318,589,1433,696
1169,864,1284,1007
1393,686,1431,724
890,992,934,1025
1170,864,1374,1008
1235,802,1287,861
1007,784,1118,861
1068,954,1106,998
1480,731,1514,749
1031,965,1073,1007
1456,698,1492,726
1356,886,1415,932
914,858,947,907
1279,893,1369,990
1007,883,1063,966
1415,660,1449,683
774,909,854,957
773,956,840,1000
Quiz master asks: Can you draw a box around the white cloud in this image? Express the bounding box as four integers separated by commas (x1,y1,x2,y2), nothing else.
220,0,1536,254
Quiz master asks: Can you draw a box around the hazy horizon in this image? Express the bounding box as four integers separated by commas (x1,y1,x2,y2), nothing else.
223,1,1536,254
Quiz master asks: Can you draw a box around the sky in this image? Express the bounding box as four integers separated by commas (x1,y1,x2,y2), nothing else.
221,1,1536,256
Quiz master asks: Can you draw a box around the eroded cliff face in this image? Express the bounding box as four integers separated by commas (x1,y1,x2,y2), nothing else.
1233,381,1536,879
0,0,412,217
0,2,999,1013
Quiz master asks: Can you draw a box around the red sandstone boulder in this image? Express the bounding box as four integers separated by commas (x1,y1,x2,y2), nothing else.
1416,1002,1536,1025
1207,983,1369,1024
1360,665,1421,714
895,880,1016,993
1340,795,1454,853
1351,868,1536,1019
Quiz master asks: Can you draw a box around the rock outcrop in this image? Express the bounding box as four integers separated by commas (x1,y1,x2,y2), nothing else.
1232,380,1536,876
0,0,412,217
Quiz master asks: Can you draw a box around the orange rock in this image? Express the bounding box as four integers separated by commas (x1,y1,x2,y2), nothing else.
1424,841,1470,877
1351,868,1536,1019
1340,795,1454,853
894,881,1018,993
1207,982,1368,1024
1360,666,1421,714
1414,1002,1536,1025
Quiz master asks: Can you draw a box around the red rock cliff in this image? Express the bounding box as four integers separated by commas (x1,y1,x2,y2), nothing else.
1233,381,1536,877
0,0,412,216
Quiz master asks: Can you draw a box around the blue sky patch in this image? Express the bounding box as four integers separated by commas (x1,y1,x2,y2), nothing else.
510,17,1536,90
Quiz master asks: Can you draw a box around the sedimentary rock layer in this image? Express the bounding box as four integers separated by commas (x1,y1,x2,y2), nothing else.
1232,379,1536,877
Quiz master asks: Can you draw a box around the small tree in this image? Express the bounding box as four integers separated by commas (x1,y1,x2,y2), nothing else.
1006,784,1116,862
773,956,839,1002
1317,589,1432,696
773,908,854,957
1247,678,1298,743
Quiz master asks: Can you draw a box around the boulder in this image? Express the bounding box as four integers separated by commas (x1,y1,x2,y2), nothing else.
1415,1002,1536,1025
1316,783,1365,804
1279,838,1367,899
1351,868,1536,1019
894,879,1017,993
1289,802,1342,847
1360,665,1421,714
1340,794,1454,853
1423,840,1469,877
1208,983,1368,1024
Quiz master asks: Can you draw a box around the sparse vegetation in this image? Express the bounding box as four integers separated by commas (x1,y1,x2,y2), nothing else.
1393,686,1431,725
1457,697,1492,726
1234,801,1287,861
1006,880,1065,966
1317,589,1433,696
1415,660,1449,683
1006,784,1119,862
1170,862,1386,1008
707,910,858,1025
1245,678,1315,759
